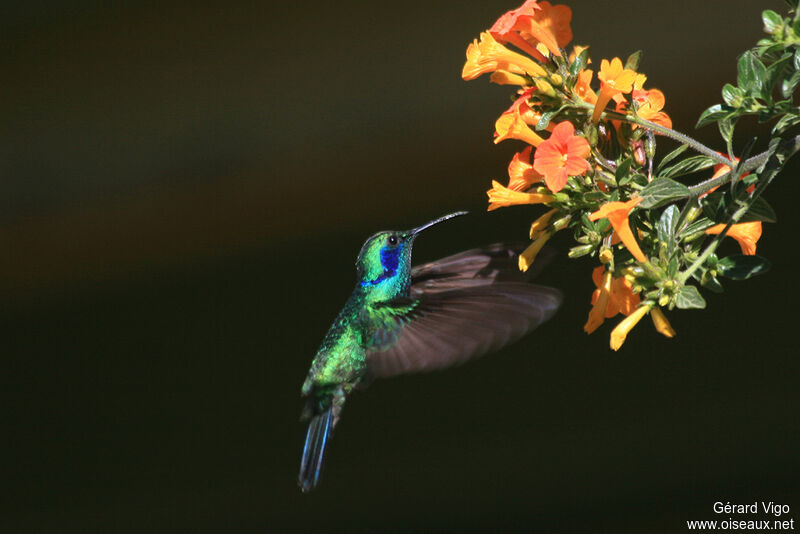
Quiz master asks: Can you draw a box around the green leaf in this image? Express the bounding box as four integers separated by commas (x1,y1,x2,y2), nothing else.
718,254,772,279
699,271,724,293
722,84,743,107
569,47,590,78
681,218,715,239
737,51,766,96
696,104,735,128
763,9,784,35
639,178,691,209
536,110,556,131
625,50,643,71
615,157,633,182
718,118,735,149
675,285,707,309
781,69,800,98
659,155,715,179
740,196,778,223
656,144,689,173
772,112,800,134
656,204,680,244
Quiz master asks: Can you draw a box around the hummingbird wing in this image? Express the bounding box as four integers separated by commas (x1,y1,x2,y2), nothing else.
364,245,562,379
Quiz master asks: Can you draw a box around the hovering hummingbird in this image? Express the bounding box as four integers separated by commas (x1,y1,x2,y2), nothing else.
299,211,562,492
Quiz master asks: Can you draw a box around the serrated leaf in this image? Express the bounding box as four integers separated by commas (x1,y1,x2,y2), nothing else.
659,155,715,179
675,285,707,309
639,178,691,209
656,204,680,244
718,254,772,279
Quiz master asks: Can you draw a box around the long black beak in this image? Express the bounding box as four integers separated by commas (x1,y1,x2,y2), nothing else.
407,211,468,237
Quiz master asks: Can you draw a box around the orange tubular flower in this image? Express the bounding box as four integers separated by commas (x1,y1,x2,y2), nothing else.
487,180,554,211
494,108,545,146
490,70,529,86
507,146,544,190
617,89,672,129
609,304,651,351
574,69,597,104
519,231,552,272
489,1,572,61
584,266,641,334
705,221,762,255
588,198,648,262
592,58,638,122
463,31,547,81
532,121,591,192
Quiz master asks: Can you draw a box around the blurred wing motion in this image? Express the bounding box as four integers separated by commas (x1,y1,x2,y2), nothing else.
365,244,562,379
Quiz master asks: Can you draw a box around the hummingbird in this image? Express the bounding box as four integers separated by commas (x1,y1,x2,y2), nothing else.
298,211,562,492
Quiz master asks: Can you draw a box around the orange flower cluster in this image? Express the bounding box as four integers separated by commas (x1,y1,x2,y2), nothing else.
465,1,760,351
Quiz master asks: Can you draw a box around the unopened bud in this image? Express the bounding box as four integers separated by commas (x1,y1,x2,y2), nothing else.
568,244,594,258
599,247,613,264
634,145,646,167
535,78,556,97
550,73,563,86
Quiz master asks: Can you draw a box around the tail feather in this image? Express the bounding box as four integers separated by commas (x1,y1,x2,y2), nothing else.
298,406,334,492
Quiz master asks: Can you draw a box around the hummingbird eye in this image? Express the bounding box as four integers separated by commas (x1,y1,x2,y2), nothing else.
387,234,400,246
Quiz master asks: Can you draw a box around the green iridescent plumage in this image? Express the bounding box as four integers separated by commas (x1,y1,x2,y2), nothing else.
298,212,562,492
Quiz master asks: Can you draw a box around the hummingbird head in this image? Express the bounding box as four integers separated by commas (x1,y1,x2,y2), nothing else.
355,211,467,295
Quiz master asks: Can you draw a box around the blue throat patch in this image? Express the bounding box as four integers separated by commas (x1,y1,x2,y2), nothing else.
361,246,401,287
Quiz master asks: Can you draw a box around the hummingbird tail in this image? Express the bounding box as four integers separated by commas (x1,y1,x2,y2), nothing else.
298,405,334,492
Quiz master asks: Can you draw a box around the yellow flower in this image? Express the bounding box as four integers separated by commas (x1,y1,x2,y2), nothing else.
609,304,651,350
529,208,557,238
518,231,552,272
584,266,642,334
588,198,648,263
494,108,545,146
705,221,762,256
650,308,676,338
487,180,554,211
489,70,529,86
592,57,638,122
574,69,597,105
462,31,547,81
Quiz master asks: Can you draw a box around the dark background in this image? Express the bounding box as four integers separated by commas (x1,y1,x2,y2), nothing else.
2,1,798,532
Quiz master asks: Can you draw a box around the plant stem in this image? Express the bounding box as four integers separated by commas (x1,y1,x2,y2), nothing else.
626,115,732,166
